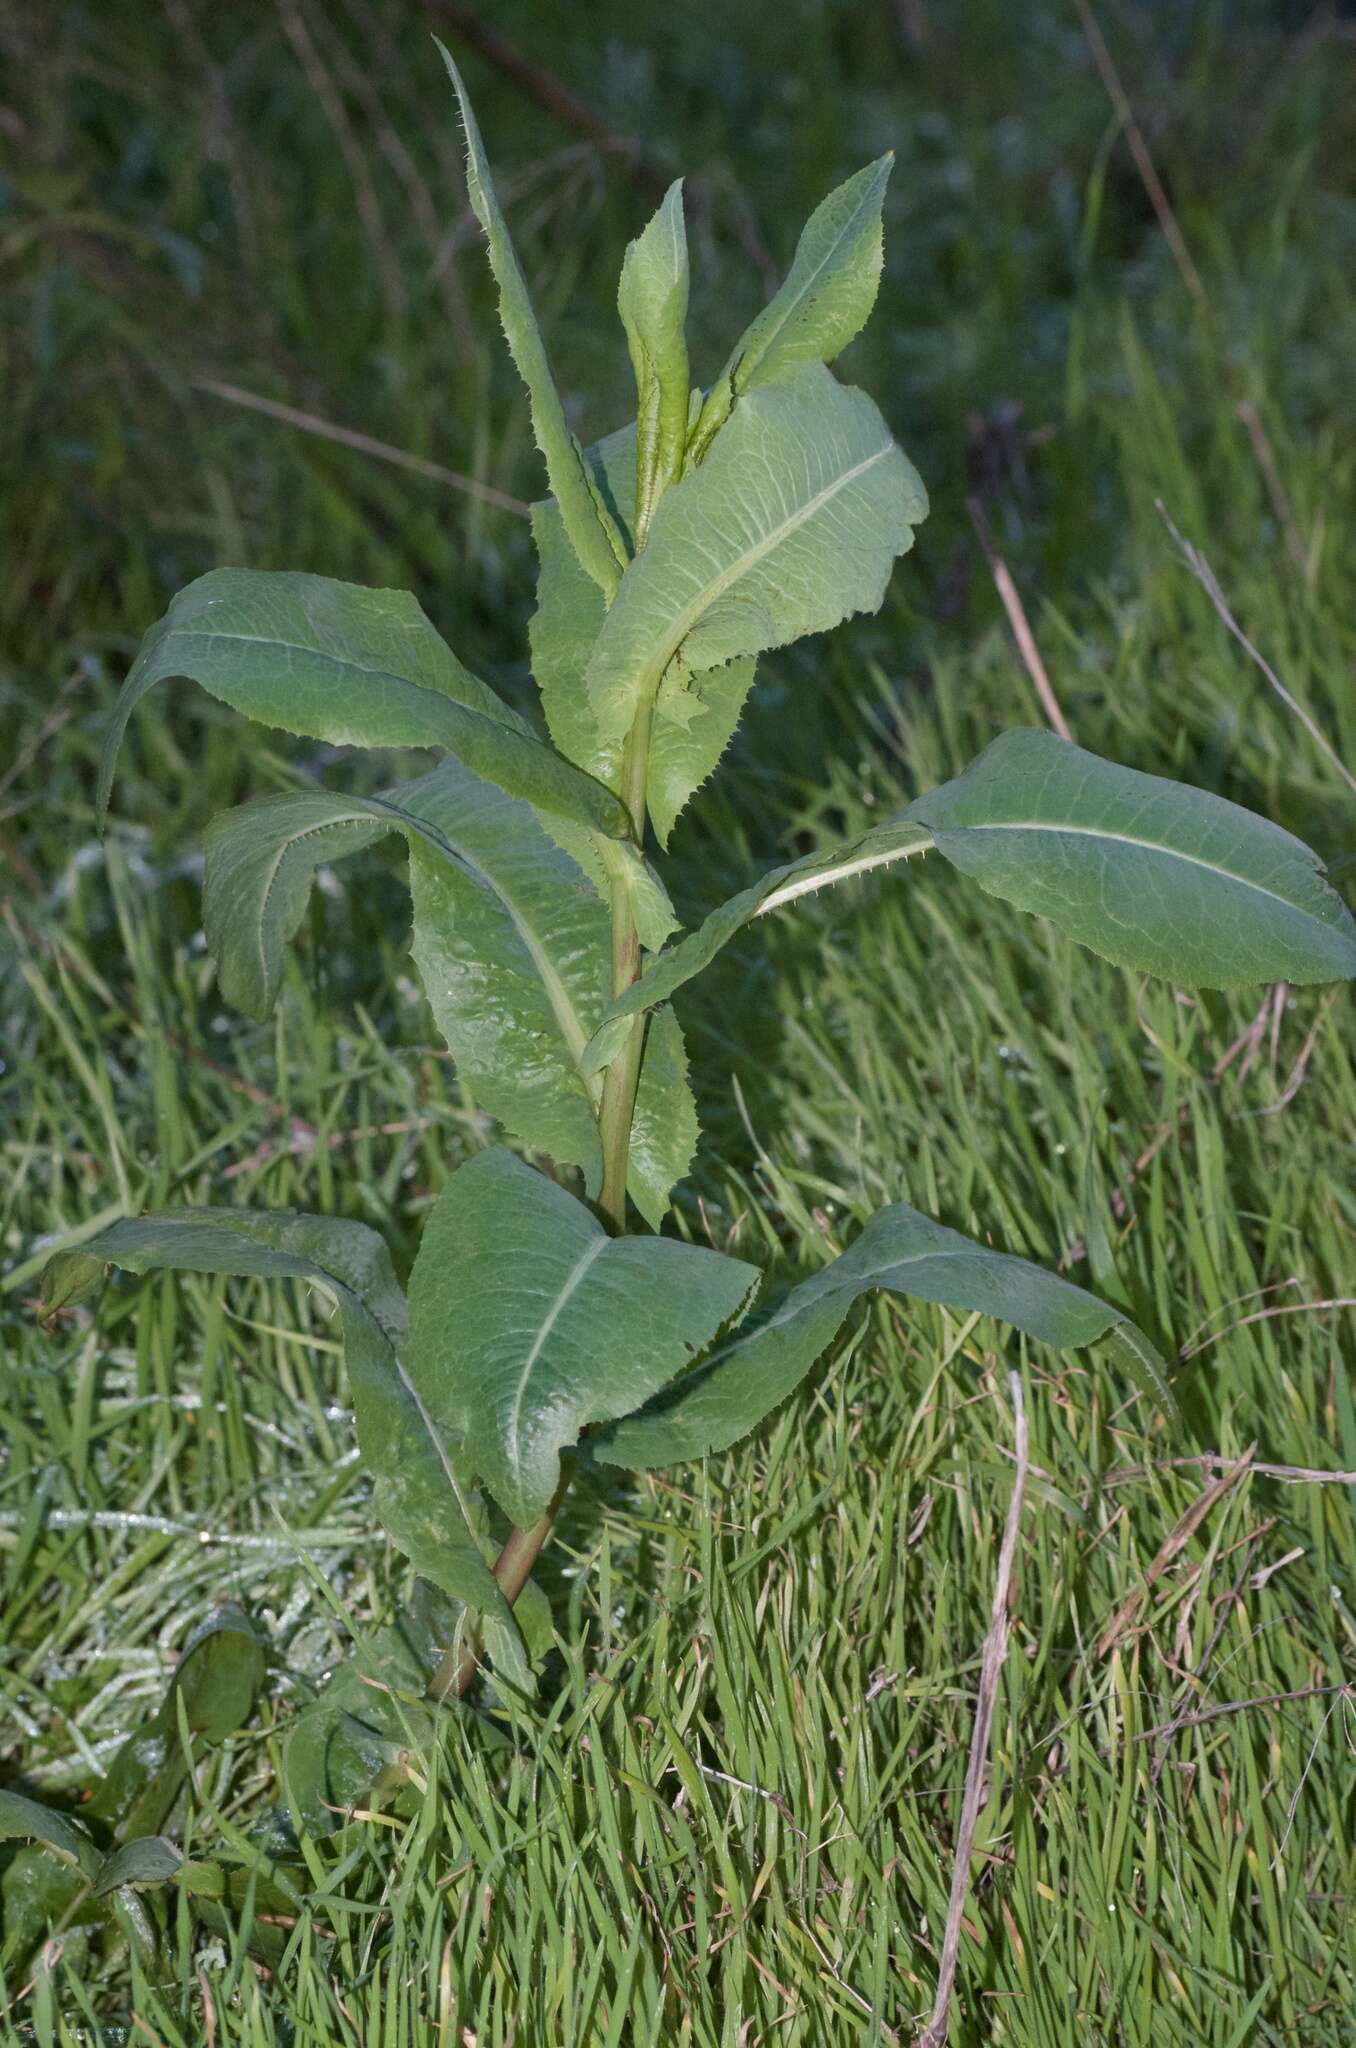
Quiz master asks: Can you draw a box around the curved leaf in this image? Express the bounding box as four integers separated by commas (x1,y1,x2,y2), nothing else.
437,43,624,596
585,365,926,749
88,1602,265,1838
907,731,1356,987
530,424,757,844
595,1203,1173,1470
405,1149,760,1525
688,154,892,462
582,813,933,1072
0,1789,100,1876
99,569,629,837
40,1211,517,1644
202,761,697,1226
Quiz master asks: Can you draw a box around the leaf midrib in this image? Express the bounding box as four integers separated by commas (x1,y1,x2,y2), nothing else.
934,817,1325,922
158,623,523,735
505,1233,610,1498
597,437,893,715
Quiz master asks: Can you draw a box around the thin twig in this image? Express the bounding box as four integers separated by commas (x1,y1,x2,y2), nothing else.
1156,502,1356,797
193,377,528,515
966,496,1073,741
1097,1446,1254,1659
1235,400,1309,577
1073,0,1204,302
1075,2,1314,578
421,0,672,201
1138,1680,1353,1743
920,1373,1029,2048
1178,1298,1355,1362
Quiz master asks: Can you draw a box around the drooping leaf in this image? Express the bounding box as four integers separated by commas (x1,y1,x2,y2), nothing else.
582,813,934,1072
906,731,1356,987
688,154,893,462
405,1149,759,1525
88,1602,265,1839
618,180,690,542
530,424,757,844
0,1789,100,1876
585,365,927,750
202,760,695,1225
437,43,625,596
41,1212,518,1649
595,1203,1174,1469
401,763,694,1222
98,569,629,837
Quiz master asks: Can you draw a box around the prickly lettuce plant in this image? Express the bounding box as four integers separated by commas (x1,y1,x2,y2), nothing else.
43,54,1356,1827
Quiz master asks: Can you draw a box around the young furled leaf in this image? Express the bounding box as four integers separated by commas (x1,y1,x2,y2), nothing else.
688,155,892,463
618,180,691,544
586,366,927,750
594,1202,1174,1470
908,731,1356,987
437,43,625,596
100,569,630,838
405,1149,760,1526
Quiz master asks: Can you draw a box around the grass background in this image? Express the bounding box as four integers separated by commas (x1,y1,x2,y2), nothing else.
3,1,1356,2040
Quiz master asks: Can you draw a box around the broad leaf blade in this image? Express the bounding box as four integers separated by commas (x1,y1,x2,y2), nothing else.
438,44,624,596
618,180,690,540
586,365,927,749
530,424,757,844
689,154,893,461
582,813,933,1072
907,731,1356,987
405,1149,759,1524
99,569,629,837
596,1203,1172,1469
42,1211,516,1641
201,761,696,1224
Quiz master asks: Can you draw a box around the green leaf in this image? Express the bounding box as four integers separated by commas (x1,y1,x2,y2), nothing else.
628,1006,701,1234
202,760,696,1224
402,763,693,1221
42,1212,517,1645
0,1790,100,1876
437,43,624,596
618,180,690,542
585,365,927,750
530,424,758,844
285,1581,465,1837
582,813,934,1072
92,1838,183,1899
595,1203,1173,1469
907,731,1356,987
83,1603,266,1840
688,155,892,462
405,1149,759,1524
99,569,629,838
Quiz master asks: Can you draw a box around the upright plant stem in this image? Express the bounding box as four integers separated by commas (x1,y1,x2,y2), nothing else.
432,670,657,1704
